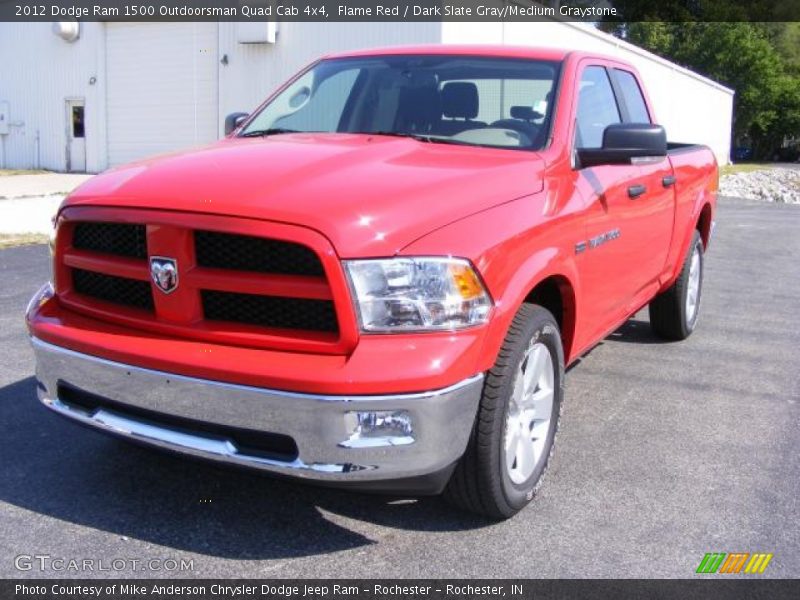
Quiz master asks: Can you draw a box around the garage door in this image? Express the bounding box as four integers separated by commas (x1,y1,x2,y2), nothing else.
106,23,218,166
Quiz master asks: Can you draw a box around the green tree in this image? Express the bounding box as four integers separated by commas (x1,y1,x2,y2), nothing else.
763,22,800,75
601,22,800,159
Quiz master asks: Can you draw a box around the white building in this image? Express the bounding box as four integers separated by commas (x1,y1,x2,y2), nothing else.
0,21,734,173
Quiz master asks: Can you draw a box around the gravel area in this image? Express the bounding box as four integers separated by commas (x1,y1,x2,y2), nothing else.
720,167,800,204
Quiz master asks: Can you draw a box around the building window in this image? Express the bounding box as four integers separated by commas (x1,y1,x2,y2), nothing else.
72,105,85,138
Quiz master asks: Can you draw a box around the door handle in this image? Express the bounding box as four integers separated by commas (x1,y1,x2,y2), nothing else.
628,184,647,199
662,175,677,187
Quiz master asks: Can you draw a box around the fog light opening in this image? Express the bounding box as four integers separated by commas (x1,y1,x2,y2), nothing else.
340,410,415,448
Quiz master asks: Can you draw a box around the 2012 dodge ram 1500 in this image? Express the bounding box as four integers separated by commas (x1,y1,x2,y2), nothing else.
26,46,717,518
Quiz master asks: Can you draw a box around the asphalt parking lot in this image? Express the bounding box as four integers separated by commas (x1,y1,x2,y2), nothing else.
0,196,797,578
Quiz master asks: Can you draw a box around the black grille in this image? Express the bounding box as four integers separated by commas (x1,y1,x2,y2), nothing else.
73,222,147,259
72,268,154,312
195,231,324,277
202,290,337,333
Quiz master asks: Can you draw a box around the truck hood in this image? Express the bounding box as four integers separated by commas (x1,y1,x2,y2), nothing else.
64,133,545,256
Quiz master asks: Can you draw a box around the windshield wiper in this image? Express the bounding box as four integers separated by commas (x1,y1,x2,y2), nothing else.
239,128,301,138
413,135,474,146
355,131,474,146
354,131,422,139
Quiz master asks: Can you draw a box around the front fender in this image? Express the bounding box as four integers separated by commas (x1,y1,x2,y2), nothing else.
401,193,584,372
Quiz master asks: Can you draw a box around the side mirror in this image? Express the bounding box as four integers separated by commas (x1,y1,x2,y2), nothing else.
577,123,667,168
225,112,249,136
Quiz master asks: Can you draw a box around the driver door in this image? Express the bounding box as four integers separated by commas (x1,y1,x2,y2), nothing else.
573,64,651,341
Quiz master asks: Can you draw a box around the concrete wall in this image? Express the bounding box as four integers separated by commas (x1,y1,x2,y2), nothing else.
104,23,220,166
442,21,734,164
0,22,108,172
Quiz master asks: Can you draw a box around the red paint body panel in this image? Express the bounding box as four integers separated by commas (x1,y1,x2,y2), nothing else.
28,46,718,395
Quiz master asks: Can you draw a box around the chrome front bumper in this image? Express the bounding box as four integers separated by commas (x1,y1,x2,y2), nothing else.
31,337,483,493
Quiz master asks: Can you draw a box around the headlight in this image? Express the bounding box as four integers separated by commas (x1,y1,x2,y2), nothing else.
344,257,492,332
25,282,54,323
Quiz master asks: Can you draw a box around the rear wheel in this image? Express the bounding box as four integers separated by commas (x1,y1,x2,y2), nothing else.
444,304,564,519
650,230,704,340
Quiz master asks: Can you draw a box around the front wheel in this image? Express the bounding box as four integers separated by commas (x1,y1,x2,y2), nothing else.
444,304,564,519
649,230,704,340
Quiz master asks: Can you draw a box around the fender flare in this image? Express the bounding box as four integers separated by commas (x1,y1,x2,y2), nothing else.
478,246,581,369
666,189,715,290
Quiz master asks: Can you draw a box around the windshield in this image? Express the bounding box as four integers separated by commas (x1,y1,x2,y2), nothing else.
240,55,561,151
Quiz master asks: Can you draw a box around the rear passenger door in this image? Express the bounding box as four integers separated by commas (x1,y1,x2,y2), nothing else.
609,68,675,291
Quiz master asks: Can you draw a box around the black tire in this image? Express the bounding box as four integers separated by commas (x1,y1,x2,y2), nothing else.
444,304,564,519
650,230,704,340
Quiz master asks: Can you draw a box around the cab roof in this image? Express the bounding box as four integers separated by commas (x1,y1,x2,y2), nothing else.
324,45,573,62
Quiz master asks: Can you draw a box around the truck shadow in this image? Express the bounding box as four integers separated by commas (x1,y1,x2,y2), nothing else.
566,318,665,373
606,318,667,345
0,377,493,561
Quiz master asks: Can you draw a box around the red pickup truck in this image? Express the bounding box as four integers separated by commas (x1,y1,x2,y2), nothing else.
26,46,717,519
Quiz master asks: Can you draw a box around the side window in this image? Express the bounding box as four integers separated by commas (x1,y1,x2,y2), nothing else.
614,69,651,123
576,66,621,149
